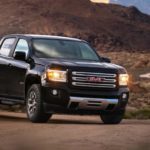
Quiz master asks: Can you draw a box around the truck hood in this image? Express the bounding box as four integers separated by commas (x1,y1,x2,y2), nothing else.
34,58,126,73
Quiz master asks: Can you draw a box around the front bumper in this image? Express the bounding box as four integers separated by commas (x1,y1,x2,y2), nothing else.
42,84,129,114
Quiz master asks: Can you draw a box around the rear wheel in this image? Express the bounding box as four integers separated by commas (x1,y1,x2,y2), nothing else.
26,84,52,123
100,112,124,124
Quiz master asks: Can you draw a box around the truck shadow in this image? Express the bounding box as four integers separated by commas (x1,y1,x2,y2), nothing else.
0,114,28,122
0,113,150,125
0,114,101,125
48,118,101,125
48,118,150,125
0,113,102,125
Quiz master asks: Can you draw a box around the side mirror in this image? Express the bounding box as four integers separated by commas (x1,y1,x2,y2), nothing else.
100,57,111,63
14,51,26,61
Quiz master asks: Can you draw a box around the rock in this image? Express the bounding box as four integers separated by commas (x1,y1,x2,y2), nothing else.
130,81,145,93
132,59,149,68
140,73,150,79
140,82,150,91
126,106,138,112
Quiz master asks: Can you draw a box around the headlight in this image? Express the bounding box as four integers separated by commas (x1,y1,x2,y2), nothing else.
119,74,129,86
47,69,67,82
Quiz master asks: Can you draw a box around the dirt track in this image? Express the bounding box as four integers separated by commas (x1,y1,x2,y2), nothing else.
0,111,150,150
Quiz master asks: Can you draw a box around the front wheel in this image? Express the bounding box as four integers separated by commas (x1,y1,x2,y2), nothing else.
100,112,124,124
26,84,52,123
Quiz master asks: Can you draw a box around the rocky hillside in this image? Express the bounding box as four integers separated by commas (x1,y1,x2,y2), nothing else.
0,0,150,51
100,51,150,110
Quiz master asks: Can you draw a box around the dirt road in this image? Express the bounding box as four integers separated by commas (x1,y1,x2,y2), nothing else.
0,111,150,150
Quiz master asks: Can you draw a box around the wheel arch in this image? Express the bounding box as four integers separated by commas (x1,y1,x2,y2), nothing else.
25,75,41,98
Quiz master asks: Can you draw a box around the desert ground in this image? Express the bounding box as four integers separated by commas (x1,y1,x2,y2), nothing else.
0,111,150,150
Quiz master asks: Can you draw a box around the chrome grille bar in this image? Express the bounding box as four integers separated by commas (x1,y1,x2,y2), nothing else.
72,71,117,89
72,71,116,77
72,77,116,83
72,82,116,88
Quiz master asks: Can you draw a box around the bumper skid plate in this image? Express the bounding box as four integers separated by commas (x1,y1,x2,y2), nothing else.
68,96,118,110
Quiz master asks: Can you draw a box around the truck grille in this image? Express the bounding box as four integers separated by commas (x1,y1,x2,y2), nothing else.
71,71,117,89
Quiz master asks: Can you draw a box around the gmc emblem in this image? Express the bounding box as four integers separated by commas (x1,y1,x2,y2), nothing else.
88,77,104,82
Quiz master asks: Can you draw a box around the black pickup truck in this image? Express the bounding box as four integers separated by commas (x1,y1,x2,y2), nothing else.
0,34,129,124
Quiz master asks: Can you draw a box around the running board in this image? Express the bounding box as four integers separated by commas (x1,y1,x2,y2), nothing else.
0,97,24,105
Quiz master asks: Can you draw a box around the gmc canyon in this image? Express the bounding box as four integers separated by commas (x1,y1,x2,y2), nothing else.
0,34,129,124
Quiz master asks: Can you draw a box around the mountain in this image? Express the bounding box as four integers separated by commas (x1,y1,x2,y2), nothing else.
0,0,150,51
110,0,150,15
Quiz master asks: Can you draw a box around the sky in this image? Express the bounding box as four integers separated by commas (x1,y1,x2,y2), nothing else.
90,0,150,15
91,0,109,3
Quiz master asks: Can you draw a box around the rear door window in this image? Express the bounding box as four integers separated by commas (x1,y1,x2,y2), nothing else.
0,38,16,56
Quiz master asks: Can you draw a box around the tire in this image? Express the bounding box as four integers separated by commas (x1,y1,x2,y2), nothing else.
100,112,124,124
26,84,52,123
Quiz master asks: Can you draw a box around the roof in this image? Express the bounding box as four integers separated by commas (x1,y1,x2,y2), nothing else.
5,34,82,42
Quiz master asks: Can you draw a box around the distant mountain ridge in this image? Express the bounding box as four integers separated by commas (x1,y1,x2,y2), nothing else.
0,0,150,52
110,0,150,15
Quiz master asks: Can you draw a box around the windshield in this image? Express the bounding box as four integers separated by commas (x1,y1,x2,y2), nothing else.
32,39,99,61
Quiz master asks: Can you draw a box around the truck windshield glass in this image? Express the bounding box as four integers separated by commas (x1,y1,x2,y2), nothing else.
32,39,99,61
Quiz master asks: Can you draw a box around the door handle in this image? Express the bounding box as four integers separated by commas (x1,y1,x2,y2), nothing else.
8,63,13,67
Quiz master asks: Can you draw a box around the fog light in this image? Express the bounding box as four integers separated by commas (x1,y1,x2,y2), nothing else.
122,93,127,99
52,89,58,96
